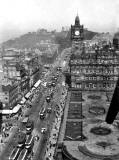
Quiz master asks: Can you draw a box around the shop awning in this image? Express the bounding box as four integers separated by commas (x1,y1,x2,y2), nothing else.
20,97,26,104
0,110,13,114
25,92,32,99
12,104,21,113
34,79,42,88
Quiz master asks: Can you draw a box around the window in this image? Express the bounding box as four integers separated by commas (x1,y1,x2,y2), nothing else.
94,76,96,80
111,77,114,80
103,77,106,81
90,69,92,73
103,83,106,88
85,76,89,80
111,84,115,88
90,77,93,80
86,69,88,73
93,84,96,88
107,83,110,88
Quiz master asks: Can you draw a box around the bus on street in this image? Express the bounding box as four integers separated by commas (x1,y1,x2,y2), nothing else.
39,107,47,119
26,120,34,134
17,132,26,148
25,134,34,152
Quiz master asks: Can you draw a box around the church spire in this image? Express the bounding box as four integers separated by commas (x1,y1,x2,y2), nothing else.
75,13,80,26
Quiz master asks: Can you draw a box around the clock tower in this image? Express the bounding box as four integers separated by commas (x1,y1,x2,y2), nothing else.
71,14,84,42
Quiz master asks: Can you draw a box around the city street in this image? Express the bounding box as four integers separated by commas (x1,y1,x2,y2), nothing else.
0,2,118,160
0,85,46,160
0,50,65,160
33,74,66,160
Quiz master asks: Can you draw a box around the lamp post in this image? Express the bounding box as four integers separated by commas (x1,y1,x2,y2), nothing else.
0,101,3,133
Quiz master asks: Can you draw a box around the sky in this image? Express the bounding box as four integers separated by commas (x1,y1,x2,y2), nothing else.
0,0,119,43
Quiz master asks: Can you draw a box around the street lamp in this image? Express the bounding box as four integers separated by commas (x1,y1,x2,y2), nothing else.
0,101,3,133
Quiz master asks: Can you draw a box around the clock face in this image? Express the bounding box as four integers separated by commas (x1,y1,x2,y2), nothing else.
75,30,80,36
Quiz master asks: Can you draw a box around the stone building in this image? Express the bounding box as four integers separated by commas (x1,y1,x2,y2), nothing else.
2,82,21,109
69,49,119,91
56,15,119,160
69,15,119,92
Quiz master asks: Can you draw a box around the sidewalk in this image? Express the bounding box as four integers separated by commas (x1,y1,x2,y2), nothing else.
58,91,71,143
44,89,68,160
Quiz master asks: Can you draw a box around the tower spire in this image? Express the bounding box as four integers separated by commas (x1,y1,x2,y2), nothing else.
77,11,78,17
75,13,80,26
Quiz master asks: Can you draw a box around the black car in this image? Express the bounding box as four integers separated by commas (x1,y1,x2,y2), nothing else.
26,121,34,134
46,96,51,103
51,82,56,87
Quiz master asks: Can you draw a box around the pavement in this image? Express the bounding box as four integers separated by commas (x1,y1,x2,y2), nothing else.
58,91,71,143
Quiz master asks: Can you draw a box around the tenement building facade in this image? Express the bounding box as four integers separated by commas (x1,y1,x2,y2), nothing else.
69,49,119,91
69,16,119,92
56,16,119,160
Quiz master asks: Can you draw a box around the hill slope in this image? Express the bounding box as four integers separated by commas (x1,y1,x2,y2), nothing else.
2,29,98,50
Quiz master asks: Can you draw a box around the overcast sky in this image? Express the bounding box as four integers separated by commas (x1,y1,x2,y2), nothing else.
0,0,119,43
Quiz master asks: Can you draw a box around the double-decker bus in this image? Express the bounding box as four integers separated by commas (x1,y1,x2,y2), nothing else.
17,132,26,148
25,135,34,152
9,147,21,160
39,107,46,119
46,95,51,103
17,148,28,160
26,120,34,134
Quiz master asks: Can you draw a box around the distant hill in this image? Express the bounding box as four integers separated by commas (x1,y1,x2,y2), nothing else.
83,29,98,40
1,28,98,50
92,32,113,42
55,29,98,51
1,31,56,49
113,32,119,39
